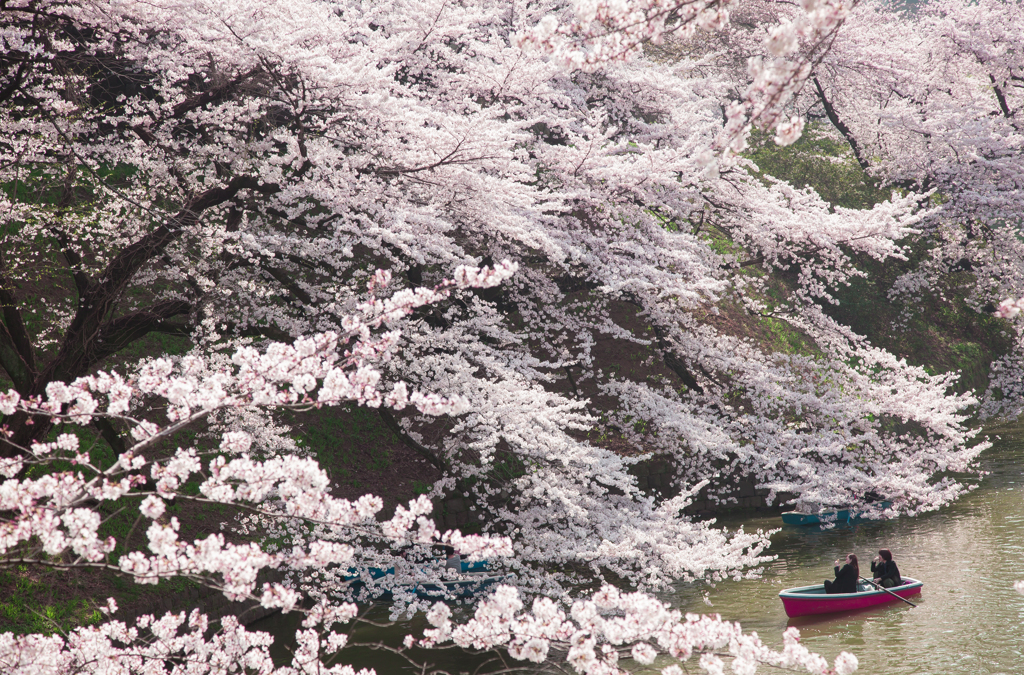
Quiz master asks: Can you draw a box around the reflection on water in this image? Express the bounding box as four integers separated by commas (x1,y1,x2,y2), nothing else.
669,427,1024,675
253,427,1024,674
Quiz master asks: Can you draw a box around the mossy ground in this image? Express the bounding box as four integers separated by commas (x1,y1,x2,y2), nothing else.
0,567,105,635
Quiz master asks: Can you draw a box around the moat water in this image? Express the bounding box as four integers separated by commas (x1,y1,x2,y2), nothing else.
670,424,1024,675
254,424,1024,674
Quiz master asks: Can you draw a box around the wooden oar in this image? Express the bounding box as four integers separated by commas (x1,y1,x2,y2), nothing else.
860,576,917,607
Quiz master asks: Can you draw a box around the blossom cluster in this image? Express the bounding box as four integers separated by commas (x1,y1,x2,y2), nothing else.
995,298,1024,320
409,584,857,675
0,270,513,600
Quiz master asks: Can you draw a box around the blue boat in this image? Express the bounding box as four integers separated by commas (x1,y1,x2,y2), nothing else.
781,502,892,526
342,560,502,602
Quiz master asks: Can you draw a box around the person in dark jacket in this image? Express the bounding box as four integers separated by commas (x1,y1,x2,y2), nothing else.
824,553,859,594
870,549,902,588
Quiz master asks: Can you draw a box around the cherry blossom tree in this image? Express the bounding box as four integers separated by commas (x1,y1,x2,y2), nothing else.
752,0,1024,417
0,287,853,674
0,0,987,597
2,0,1018,672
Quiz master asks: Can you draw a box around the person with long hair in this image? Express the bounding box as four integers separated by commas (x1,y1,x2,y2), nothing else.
871,549,902,588
824,553,859,594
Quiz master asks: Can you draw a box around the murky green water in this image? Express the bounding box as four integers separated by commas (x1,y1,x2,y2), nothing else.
254,426,1024,674
670,426,1024,675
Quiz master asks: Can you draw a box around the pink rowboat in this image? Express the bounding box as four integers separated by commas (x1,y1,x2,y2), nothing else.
779,577,923,617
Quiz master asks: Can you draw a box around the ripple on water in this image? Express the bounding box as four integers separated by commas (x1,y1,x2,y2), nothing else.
667,434,1024,675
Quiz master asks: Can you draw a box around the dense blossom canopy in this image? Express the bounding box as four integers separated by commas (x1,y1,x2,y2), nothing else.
1,0,1022,672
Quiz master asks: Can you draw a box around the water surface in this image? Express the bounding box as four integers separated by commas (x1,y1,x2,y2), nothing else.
670,427,1024,675
254,427,1024,674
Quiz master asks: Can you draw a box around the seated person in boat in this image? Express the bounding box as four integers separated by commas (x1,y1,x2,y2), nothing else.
825,553,859,594
443,545,462,570
870,549,902,588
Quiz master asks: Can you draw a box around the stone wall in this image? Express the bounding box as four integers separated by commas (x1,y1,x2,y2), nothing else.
630,456,678,497
682,479,779,517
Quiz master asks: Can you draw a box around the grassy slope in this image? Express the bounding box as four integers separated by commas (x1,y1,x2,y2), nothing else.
744,125,1012,392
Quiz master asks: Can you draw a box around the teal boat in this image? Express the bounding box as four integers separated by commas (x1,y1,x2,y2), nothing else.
781,502,892,526
342,560,502,602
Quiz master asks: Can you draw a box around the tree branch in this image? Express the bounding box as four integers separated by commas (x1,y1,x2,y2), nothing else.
37,175,273,388
723,255,765,270
236,324,295,343
813,77,871,172
0,59,29,106
650,324,704,394
132,68,264,145
621,293,709,394
378,408,447,471
263,264,313,305
990,75,1015,119
89,300,192,366
49,227,91,298
0,322,34,395
93,416,127,455
0,172,265,450
171,68,262,119
0,248,36,392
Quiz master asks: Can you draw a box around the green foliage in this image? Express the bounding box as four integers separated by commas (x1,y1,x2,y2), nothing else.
745,124,890,210
411,480,433,495
0,561,201,636
952,341,983,365
825,255,1011,392
24,425,106,480
0,568,105,635
99,330,192,370
486,452,528,484
291,406,396,483
758,315,815,356
701,224,742,256
740,123,1011,392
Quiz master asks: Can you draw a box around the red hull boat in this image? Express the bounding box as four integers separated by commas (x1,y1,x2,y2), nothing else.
779,578,923,617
